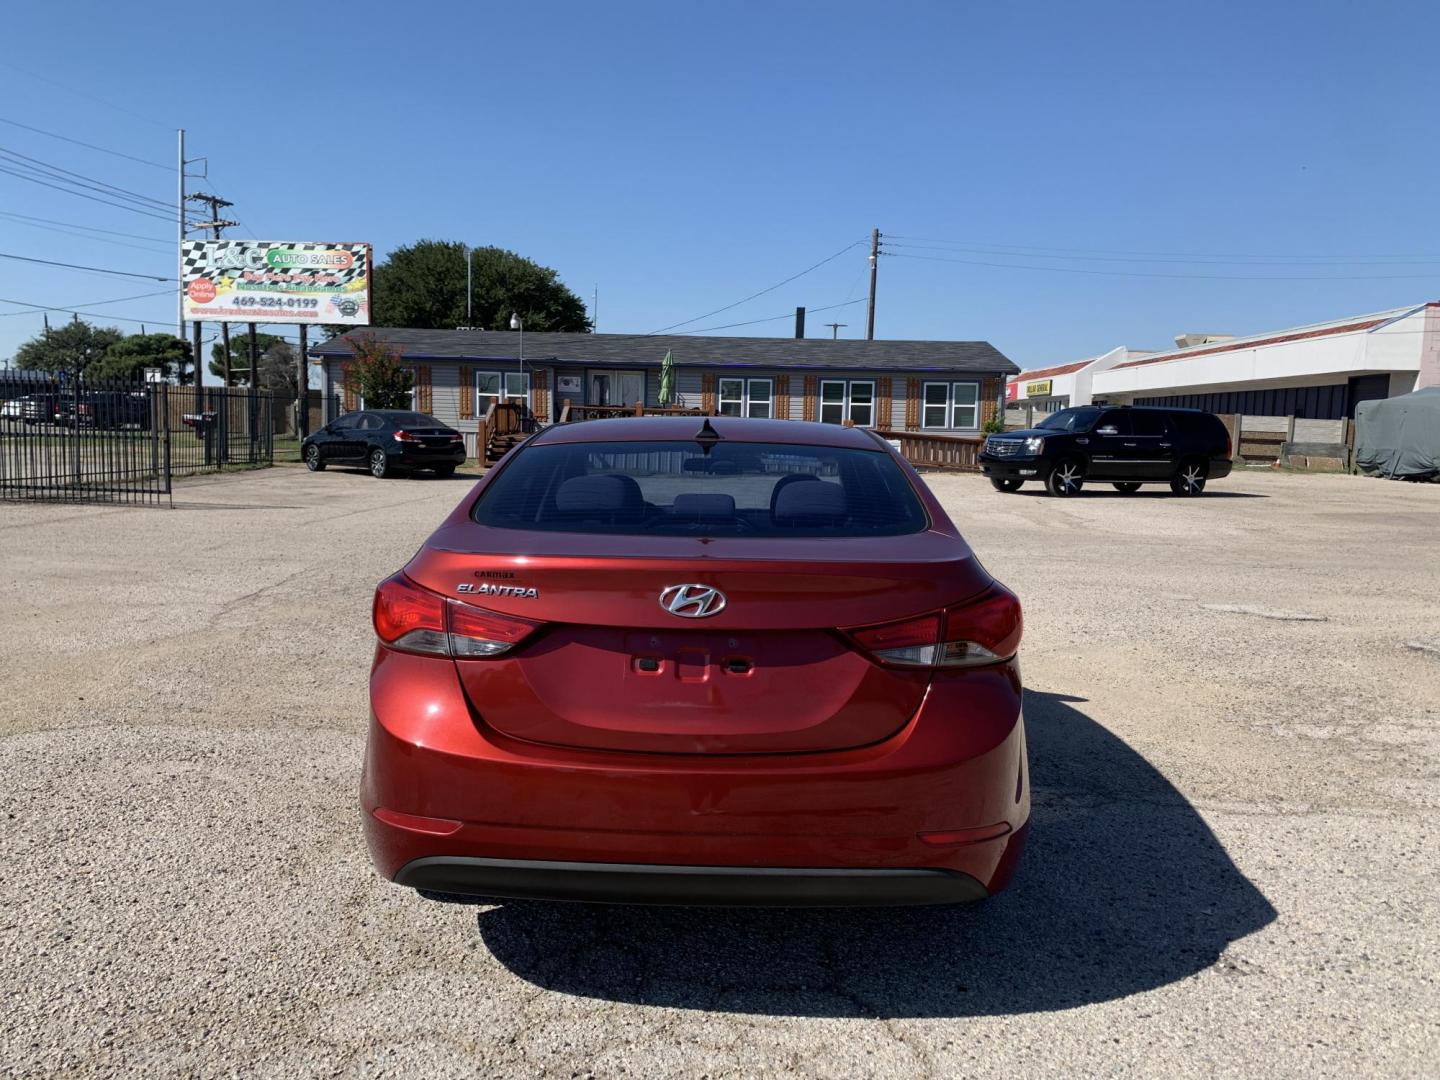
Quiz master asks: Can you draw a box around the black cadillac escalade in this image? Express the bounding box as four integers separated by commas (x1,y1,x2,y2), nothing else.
979,405,1233,497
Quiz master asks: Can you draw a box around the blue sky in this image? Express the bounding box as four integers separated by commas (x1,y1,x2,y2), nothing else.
1,0,1435,376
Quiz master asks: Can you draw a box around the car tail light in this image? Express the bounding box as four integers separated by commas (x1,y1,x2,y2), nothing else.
448,433,464,443
447,601,541,657
373,573,541,658
393,429,422,444
1225,433,1233,458
845,585,1022,669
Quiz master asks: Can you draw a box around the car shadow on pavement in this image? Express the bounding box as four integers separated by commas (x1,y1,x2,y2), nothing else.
1009,489,1268,498
472,690,1276,1018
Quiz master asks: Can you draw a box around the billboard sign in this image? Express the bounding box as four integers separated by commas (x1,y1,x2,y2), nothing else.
181,241,371,325
1024,378,1053,397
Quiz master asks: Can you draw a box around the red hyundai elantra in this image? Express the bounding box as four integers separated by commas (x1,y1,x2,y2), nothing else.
362,417,1027,905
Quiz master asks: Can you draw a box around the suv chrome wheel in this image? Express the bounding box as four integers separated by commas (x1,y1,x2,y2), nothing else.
1170,461,1208,496
1046,459,1085,497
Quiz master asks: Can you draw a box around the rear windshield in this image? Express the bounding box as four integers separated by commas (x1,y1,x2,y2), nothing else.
383,412,443,427
474,440,929,537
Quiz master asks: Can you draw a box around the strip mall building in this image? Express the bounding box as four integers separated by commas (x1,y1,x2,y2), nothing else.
1009,302,1440,420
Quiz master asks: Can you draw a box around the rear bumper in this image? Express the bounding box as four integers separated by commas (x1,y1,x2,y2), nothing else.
1210,458,1233,479
362,649,1030,905
393,445,467,466
397,855,990,906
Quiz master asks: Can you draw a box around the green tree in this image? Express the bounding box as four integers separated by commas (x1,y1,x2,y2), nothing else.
348,333,413,409
92,333,193,383
365,240,591,333
15,320,124,376
257,339,299,398
210,332,284,386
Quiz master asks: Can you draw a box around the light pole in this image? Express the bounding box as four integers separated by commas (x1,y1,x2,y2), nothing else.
509,312,524,399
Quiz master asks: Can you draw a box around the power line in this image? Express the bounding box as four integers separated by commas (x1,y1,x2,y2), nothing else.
0,290,174,317
678,296,868,335
0,251,175,282
0,115,169,170
884,239,1440,267
885,234,1440,262
0,210,167,243
0,212,173,255
0,163,175,221
647,240,866,335
886,251,1440,282
0,60,172,129
0,145,171,209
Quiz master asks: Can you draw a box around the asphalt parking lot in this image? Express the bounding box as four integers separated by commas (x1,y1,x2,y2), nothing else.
1,464,1437,1078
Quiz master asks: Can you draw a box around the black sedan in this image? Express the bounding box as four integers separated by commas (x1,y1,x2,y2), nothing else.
302,410,467,478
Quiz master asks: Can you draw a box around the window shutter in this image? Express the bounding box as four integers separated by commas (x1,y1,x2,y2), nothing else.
905,378,921,430
876,377,893,430
802,376,818,422
980,376,999,427
701,372,716,415
530,367,549,422
458,366,474,420
341,363,357,412
774,375,790,421
415,366,432,413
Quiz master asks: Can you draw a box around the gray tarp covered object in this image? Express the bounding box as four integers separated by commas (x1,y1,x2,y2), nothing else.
1354,386,1440,480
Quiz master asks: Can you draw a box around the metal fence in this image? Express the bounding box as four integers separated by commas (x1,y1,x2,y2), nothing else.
0,376,275,506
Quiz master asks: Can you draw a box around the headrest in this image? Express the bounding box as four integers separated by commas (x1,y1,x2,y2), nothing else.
772,479,847,524
555,474,643,515
670,493,736,519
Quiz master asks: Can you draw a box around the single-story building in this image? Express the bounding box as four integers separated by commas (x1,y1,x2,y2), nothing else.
1091,302,1440,419
309,328,1017,459
1006,346,1155,416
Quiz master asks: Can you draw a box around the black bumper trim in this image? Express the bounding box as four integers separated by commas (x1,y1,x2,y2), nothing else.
395,856,988,907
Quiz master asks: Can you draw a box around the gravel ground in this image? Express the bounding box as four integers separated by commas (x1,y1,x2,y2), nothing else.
1,464,1437,1078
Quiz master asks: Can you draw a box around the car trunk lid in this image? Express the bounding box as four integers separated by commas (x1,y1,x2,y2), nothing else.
405,527,991,754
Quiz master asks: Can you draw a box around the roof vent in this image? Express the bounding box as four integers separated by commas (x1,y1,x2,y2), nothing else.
1174,333,1236,349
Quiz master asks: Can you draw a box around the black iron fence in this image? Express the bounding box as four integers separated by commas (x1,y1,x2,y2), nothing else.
0,376,275,506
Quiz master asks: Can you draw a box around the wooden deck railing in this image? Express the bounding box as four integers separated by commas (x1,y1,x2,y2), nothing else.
558,400,706,422
873,429,983,471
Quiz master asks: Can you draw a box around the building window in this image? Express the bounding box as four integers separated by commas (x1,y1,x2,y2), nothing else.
718,378,745,416
820,379,875,426
718,377,772,418
746,378,772,419
476,370,530,416
922,381,981,429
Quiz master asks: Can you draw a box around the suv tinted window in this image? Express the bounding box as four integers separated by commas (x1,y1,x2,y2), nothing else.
1132,411,1168,438
475,440,928,537
1036,407,1102,432
1095,411,1132,436
1169,411,1226,443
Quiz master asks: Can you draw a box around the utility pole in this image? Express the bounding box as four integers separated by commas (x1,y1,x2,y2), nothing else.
186,192,237,387
176,130,186,342
593,285,598,332
825,322,847,339
866,228,881,340
296,324,309,439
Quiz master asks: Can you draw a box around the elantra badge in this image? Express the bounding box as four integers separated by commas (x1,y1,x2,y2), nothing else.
459,582,538,598
659,584,726,618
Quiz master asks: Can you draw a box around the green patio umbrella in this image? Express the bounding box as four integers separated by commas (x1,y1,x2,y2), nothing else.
658,350,675,406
